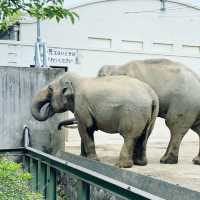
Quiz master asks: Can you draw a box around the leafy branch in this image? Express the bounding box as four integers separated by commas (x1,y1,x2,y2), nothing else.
0,0,79,30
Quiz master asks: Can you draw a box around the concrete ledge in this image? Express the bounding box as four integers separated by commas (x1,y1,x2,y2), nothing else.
60,151,200,200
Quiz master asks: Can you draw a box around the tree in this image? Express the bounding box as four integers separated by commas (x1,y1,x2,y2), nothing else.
0,0,78,30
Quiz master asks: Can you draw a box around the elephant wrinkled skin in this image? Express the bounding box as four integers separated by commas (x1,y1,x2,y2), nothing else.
31,72,159,168
98,58,200,165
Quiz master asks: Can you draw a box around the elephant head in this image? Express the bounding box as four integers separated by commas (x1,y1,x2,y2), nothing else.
31,78,74,121
98,65,120,77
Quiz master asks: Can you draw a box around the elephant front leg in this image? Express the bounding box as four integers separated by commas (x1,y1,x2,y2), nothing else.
78,124,98,161
80,131,95,157
116,137,134,168
80,140,87,157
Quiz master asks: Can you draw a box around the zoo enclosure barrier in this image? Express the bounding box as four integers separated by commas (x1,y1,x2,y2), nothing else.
0,126,164,200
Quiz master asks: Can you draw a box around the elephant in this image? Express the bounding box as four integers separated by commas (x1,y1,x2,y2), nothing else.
31,72,159,168
98,58,200,165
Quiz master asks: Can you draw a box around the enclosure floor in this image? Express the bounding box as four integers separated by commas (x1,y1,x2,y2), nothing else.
65,118,200,192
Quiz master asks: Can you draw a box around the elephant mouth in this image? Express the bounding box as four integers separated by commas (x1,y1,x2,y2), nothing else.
43,103,54,117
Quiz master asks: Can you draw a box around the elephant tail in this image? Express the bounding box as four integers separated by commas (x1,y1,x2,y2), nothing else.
145,99,159,139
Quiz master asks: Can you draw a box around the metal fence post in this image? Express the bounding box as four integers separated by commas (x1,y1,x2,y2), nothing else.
46,166,57,200
30,158,37,192
40,163,47,199
77,180,90,200
46,165,57,200
23,155,29,172
46,165,51,199
49,168,57,200
37,159,42,193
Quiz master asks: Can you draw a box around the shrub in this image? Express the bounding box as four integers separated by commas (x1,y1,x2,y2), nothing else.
0,157,42,200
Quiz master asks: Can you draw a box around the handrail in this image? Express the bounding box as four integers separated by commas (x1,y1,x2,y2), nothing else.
24,145,164,200
0,126,166,200
1,126,200,199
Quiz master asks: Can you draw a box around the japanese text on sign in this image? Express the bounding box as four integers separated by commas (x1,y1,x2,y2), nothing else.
47,48,78,66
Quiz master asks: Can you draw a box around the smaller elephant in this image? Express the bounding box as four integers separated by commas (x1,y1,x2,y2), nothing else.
31,72,159,168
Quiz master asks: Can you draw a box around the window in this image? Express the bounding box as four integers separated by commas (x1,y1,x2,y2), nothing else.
121,40,143,51
153,42,174,52
0,23,20,41
88,37,112,49
182,45,200,55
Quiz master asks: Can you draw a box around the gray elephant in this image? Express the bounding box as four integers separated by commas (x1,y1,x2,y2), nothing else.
31,72,159,168
98,58,200,165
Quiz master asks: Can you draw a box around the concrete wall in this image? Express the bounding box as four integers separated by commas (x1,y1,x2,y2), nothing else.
0,66,66,155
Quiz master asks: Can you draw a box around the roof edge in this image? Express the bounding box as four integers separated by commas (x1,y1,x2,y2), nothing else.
169,0,200,10
66,0,200,11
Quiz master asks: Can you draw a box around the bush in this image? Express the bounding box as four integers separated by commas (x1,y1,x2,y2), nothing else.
0,157,42,200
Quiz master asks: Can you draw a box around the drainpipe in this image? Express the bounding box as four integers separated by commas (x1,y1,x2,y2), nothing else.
34,19,49,68
160,0,167,11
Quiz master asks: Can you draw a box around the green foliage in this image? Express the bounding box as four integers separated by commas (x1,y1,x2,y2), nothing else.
0,157,42,200
0,0,79,30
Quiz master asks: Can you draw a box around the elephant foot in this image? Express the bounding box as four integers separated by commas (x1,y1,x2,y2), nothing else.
87,154,100,161
160,154,178,164
80,152,87,157
192,155,200,165
116,159,133,168
80,152,100,161
134,158,147,166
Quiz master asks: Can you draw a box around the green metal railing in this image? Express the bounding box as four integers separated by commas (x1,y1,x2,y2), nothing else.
0,127,164,200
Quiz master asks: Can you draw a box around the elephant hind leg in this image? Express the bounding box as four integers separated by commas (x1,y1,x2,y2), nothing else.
160,130,187,164
133,134,147,166
116,136,135,168
133,113,156,166
191,125,200,165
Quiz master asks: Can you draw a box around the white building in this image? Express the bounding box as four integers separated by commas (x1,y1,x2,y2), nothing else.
1,0,200,76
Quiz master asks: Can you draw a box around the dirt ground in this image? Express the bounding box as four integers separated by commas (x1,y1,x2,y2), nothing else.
65,118,200,192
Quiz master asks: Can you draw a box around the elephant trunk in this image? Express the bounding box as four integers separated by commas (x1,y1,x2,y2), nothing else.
31,87,54,121
58,118,78,130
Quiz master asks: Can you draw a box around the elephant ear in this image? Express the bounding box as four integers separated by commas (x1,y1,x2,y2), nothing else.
63,81,74,97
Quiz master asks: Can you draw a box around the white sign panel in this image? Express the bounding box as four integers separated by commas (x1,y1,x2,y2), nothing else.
47,48,78,66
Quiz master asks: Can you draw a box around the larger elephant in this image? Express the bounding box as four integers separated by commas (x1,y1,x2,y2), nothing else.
31,72,159,168
98,58,200,165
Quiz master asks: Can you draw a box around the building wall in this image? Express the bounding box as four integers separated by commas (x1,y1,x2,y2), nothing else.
0,0,200,75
